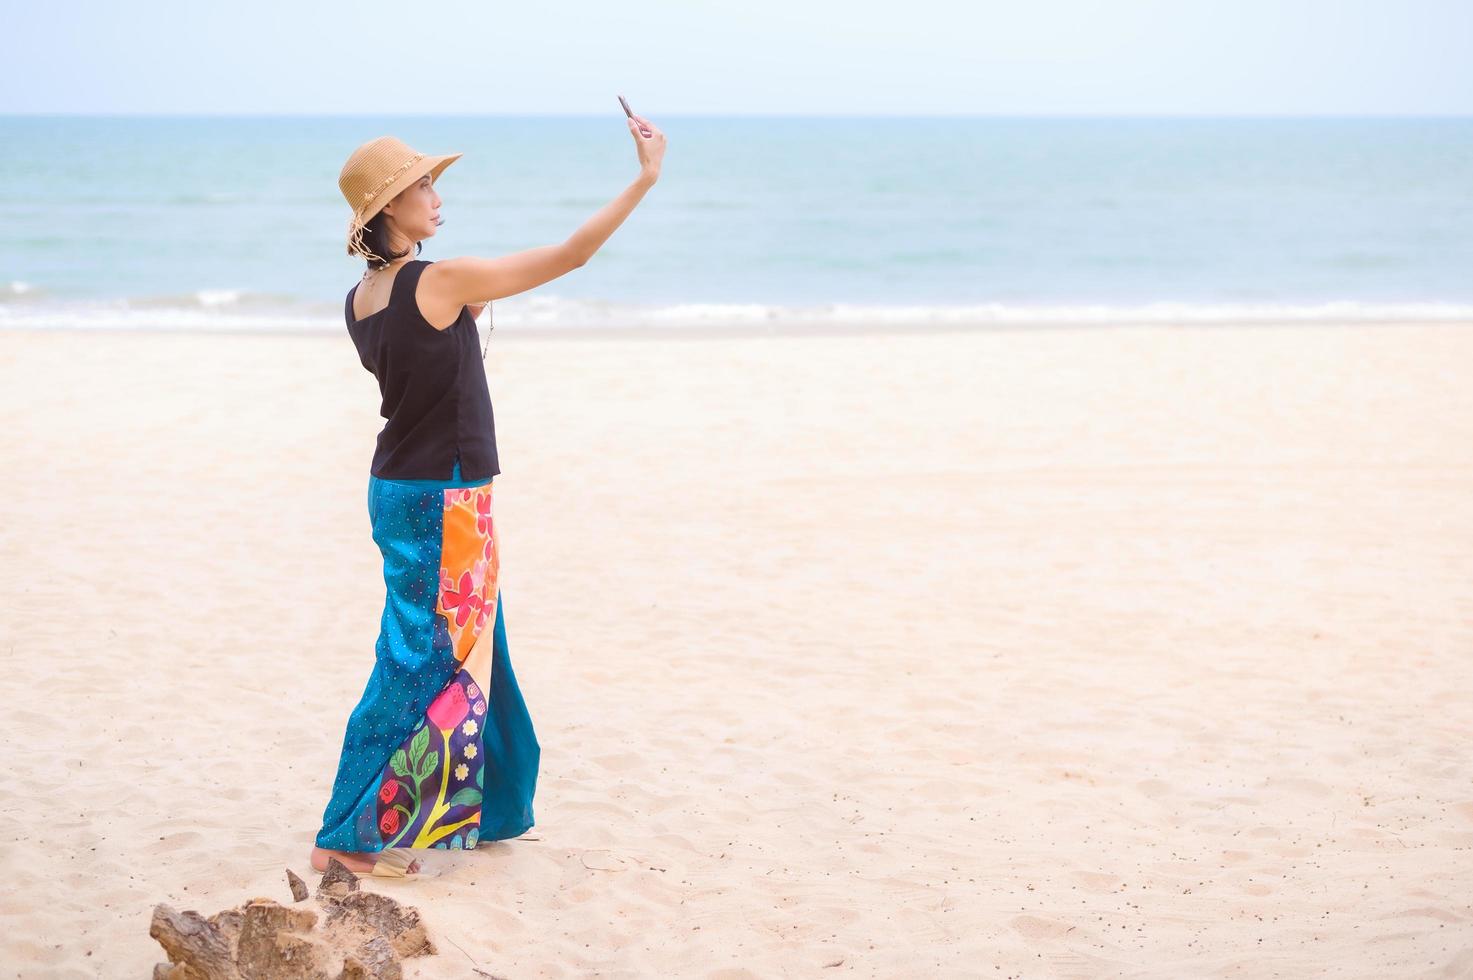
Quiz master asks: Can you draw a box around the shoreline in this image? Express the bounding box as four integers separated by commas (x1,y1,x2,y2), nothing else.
1,315,1471,343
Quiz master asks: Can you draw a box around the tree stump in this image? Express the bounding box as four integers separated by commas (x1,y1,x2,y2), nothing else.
149,859,437,980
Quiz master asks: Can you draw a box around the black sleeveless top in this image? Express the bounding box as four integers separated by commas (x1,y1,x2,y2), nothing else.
345,259,500,481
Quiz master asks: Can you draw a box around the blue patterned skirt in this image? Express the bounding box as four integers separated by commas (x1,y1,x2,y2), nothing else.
316,454,539,852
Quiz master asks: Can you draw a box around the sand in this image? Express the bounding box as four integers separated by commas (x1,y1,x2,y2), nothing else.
2,320,1472,978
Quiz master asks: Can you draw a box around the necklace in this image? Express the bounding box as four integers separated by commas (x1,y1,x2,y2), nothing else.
360,256,409,285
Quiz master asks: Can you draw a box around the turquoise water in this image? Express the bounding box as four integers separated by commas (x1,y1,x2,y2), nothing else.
2,115,1470,331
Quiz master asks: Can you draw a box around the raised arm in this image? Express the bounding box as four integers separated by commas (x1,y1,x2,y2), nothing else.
426,242,589,309
424,114,667,309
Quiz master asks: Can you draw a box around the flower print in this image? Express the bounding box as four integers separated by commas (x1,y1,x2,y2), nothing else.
427,681,470,731
380,810,400,835
464,585,484,620
379,781,397,804
465,681,481,700
471,560,487,592
466,828,479,847
472,698,486,717
478,568,494,602
464,743,478,760
482,538,494,562
462,719,479,737
442,570,483,627
475,491,493,535
455,763,469,780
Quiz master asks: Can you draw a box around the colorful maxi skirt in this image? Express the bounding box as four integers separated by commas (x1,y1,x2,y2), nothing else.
316,453,540,853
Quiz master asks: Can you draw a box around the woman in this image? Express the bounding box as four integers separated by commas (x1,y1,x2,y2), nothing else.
311,114,666,877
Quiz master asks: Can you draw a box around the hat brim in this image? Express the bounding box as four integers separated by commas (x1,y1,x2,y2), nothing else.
346,151,463,244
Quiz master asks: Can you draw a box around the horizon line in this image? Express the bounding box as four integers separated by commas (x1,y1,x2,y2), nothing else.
2,110,1471,120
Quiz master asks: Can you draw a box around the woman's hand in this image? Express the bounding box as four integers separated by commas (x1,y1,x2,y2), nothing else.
628,114,665,181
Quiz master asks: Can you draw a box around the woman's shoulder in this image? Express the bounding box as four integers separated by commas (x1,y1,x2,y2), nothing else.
407,259,469,331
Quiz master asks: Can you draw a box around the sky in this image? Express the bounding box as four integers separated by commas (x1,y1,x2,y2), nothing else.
1,0,1469,116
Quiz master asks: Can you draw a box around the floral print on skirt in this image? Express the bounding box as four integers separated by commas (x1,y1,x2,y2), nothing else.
316,456,540,853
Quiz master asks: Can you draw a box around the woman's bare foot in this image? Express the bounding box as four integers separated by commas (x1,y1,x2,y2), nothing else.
310,845,422,875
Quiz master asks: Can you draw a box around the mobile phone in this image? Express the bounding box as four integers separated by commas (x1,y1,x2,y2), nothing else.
618,95,652,137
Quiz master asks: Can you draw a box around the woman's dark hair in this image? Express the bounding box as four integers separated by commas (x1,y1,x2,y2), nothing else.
359,209,423,270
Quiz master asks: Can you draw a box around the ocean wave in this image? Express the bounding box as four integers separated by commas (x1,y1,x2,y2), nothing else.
123,289,311,310
2,295,1472,334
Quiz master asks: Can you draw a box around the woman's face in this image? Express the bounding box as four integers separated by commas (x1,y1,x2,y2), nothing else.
383,174,443,244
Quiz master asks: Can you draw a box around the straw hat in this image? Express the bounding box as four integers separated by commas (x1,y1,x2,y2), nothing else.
339,136,462,260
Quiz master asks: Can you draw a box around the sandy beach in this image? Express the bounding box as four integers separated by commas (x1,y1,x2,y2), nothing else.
3,319,1472,978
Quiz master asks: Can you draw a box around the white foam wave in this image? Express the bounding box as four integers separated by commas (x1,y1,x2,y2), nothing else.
1,295,1471,334
195,289,245,307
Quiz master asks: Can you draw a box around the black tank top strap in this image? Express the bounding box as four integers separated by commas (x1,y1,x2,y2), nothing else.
387,258,429,315
345,259,426,327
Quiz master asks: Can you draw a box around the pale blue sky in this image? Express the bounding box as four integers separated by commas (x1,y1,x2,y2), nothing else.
2,0,1469,116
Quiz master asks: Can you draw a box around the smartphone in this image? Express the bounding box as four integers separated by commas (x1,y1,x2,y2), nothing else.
618,94,653,137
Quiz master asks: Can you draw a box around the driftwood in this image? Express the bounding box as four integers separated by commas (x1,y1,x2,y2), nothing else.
149,858,436,980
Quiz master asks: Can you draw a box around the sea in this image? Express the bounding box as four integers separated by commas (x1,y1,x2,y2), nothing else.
2,115,1470,334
